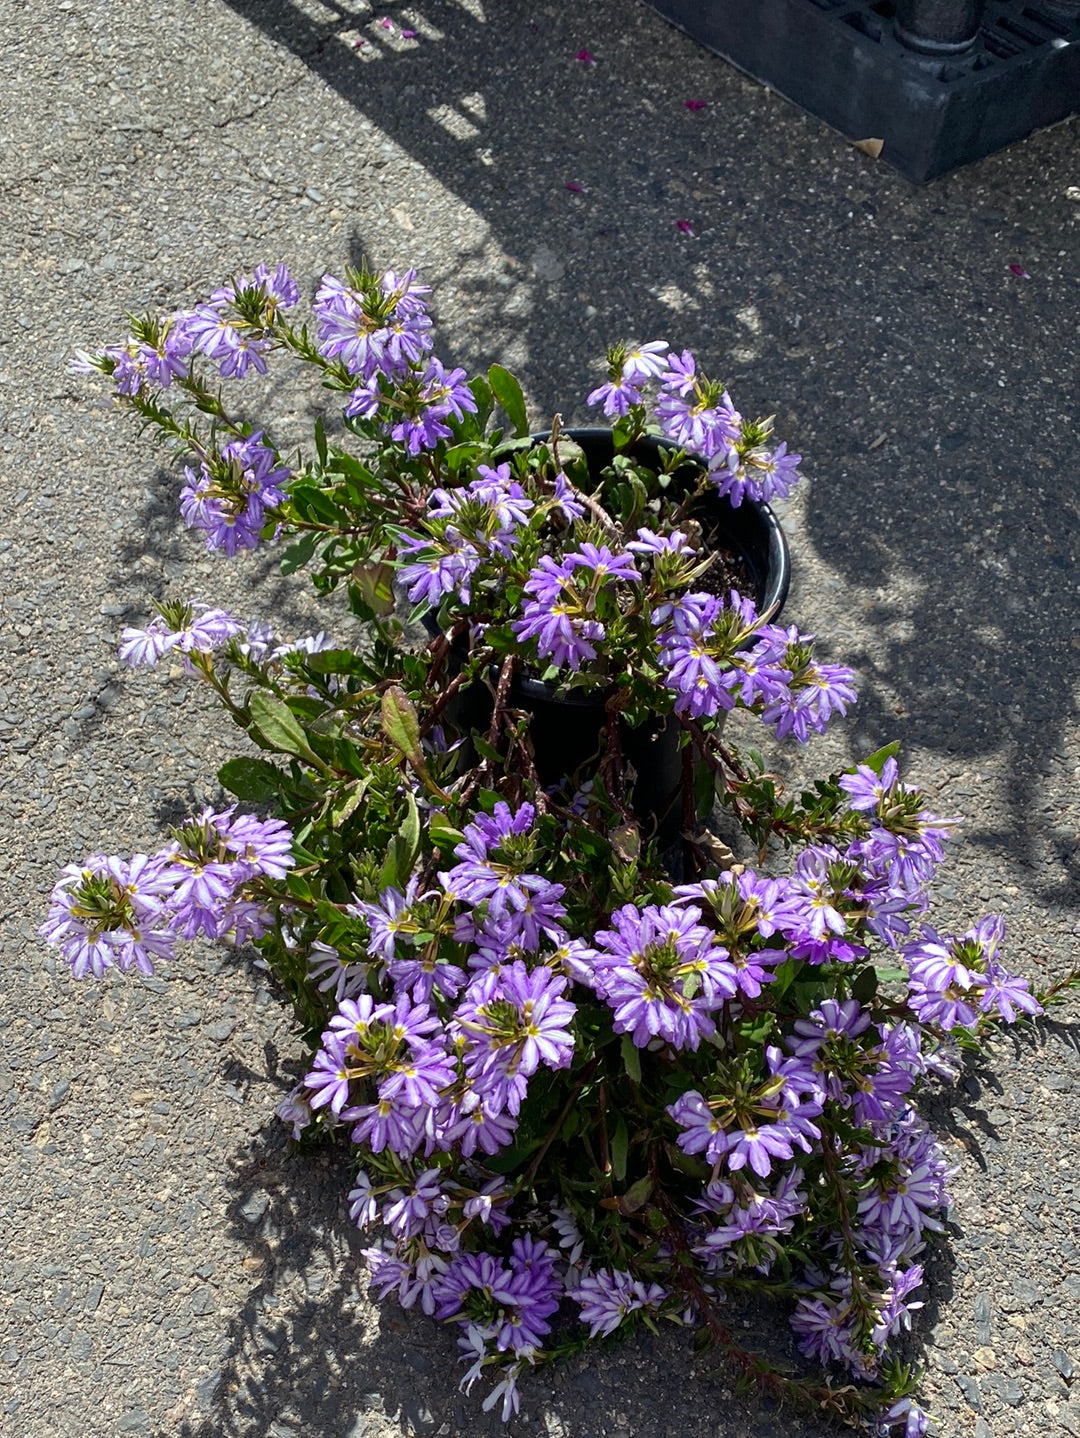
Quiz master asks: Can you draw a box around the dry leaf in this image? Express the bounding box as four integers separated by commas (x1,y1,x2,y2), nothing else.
853,137,884,159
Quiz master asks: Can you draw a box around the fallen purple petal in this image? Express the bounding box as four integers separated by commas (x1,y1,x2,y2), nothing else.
685,100,707,111
378,16,394,30
676,219,695,236
401,28,417,39
1007,263,1031,279
575,48,597,66
565,181,588,195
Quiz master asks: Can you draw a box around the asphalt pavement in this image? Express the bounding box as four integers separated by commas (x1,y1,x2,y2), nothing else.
1,3,1078,1436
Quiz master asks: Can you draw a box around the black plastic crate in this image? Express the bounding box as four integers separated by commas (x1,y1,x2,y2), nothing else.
642,0,1079,181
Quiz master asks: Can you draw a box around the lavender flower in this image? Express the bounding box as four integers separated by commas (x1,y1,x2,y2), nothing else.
567,1268,668,1338
313,267,432,379
39,852,178,978
453,960,577,1109
118,600,240,669
434,1246,560,1353
388,357,478,454
655,350,741,461
179,433,290,554
576,902,737,1050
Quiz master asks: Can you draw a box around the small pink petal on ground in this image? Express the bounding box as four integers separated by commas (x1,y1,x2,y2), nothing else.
1007,262,1031,278
565,181,588,194
575,48,597,65
676,219,695,236
684,99,707,111
378,16,394,29
351,35,369,49
401,29,417,39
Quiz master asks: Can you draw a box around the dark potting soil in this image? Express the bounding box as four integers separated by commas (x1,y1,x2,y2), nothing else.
694,542,754,599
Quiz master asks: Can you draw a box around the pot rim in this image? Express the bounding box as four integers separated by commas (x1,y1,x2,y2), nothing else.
531,425,791,622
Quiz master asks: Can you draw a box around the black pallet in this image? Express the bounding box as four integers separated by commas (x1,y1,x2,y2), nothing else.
642,0,1079,182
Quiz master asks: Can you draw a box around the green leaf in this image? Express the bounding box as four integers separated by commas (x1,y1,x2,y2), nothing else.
468,374,494,429
381,686,423,768
284,870,315,903
861,741,901,776
873,965,909,985
286,482,350,527
378,792,421,889
610,1116,629,1183
487,364,529,438
767,955,799,998
314,414,328,465
400,790,421,862
217,756,283,803
443,441,487,477
351,561,396,618
249,691,316,759
428,815,465,850
620,1176,653,1214
325,449,376,486
851,966,878,1004
279,531,318,576
620,1033,642,1084
331,778,369,828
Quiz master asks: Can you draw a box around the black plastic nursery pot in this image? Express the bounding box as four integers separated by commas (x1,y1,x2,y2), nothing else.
441,428,791,869
642,0,1079,184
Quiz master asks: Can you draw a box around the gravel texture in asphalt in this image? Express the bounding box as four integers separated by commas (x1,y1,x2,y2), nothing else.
1,2,1077,1436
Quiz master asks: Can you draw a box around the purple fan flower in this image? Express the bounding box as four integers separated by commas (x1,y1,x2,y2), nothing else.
389,357,478,454
435,1248,559,1353
454,960,576,1084
855,1110,952,1241
106,325,192,394
790,1281,871,1375
313,268,432,379
693,1169,807,1271
211,260,299,311
440,1087,520,1157
440,803,566,936
428,464,533,557
304,1031,356,1117
213,808,294,879
40,852,178,978
712,439,803,508
552,470,586,522
839,757,901,812
349,878,427,962
181,305,270,378
567,1268,667,1338
118,601,240,669
586,374,644,417
785,847,849,941
383,1168,450,1241
655,351,741,461
512,557,604,672
566,542,640,585
179,432,290,555
397,530,480,609
364,1243,448,1316
579,902,737,1050
901,925,979,1030
620,339,670,384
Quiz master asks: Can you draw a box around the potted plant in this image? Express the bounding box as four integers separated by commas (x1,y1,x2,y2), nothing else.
45,261,1066,1434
